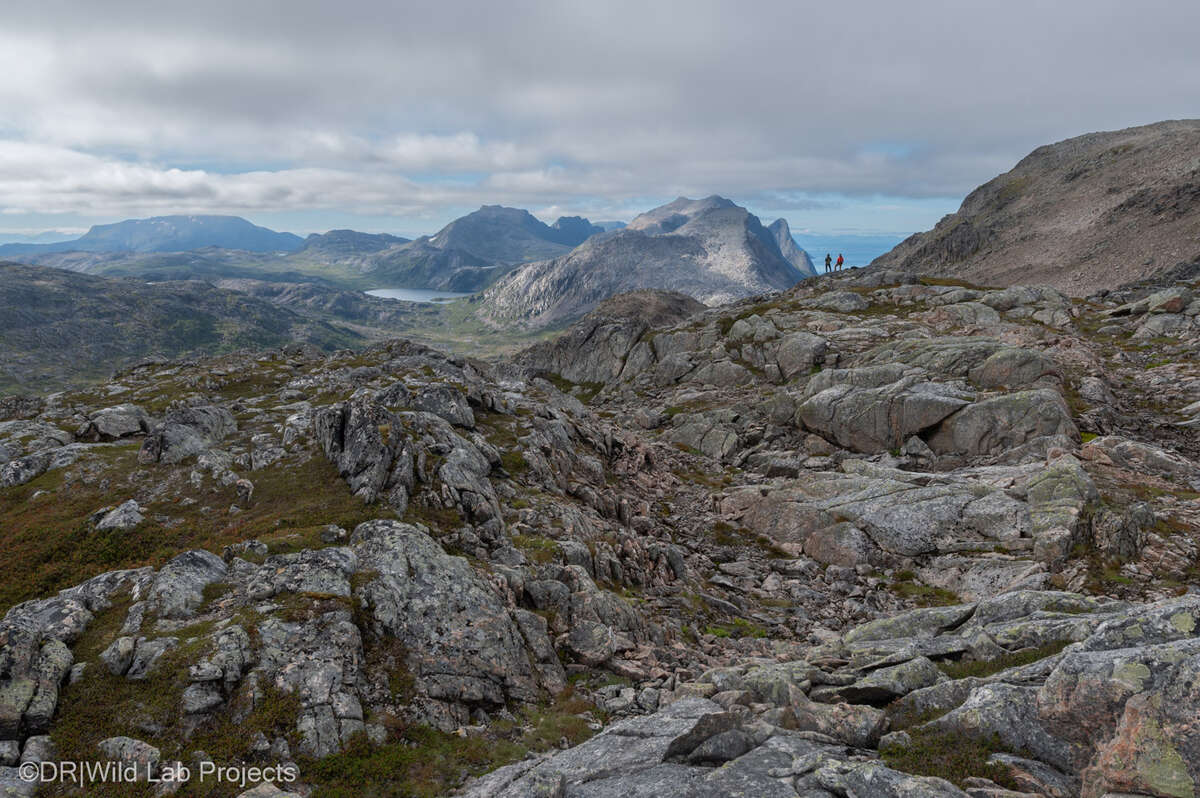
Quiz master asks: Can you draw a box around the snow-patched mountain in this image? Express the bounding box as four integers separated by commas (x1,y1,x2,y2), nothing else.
479,196,809,327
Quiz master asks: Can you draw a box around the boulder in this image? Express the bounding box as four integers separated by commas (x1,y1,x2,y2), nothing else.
838,656,944,704
968,349,1060,389
80,404,152,442
314,395,414,509
138,405,236,464
776,332,828,380
377,381,475,429
1081,435,1200,483
927,389,1078,457
845,604,977,644
96,736,160,780
805,291,870,312
790,691,888,747
1025,456,1099,564
798,378,971,453
93,500,145,531
1146,286,1193,314
146,550,228,619
923,683,1073,772
351,521,560,726
1133,313,1192,339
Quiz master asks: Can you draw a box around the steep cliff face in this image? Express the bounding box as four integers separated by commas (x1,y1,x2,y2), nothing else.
480,196,807,328
870,120,1200,295
768,217,817,277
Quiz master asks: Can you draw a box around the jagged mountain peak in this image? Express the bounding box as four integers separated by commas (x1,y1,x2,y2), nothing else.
480,195,806,328
768,218,817,277
627,194,740,233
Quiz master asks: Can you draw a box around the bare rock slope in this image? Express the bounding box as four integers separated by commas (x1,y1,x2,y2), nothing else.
480,196,809,328
871,119,1200,295
2,266,1200,797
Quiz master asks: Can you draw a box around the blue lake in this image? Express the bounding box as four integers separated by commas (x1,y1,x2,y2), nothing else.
365,288,473,303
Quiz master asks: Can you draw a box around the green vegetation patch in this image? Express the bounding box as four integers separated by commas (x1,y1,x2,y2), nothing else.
542,373,603,404
936,640,1071,680
704,618,768,639
512,534,560,565
48,596,302,797
888,575,960,607
0,449,383,613
880,727,1021,790
299,691,597,798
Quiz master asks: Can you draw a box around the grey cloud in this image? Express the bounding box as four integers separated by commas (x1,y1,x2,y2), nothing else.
0,0,1197,227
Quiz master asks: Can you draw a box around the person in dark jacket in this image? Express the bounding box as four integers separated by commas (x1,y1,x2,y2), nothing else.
836,253,844,271
824,253,832,273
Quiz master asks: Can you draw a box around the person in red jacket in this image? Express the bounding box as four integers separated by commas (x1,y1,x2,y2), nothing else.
836,253,844,271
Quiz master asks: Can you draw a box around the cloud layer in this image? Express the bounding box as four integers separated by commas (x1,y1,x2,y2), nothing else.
2,1,1197,233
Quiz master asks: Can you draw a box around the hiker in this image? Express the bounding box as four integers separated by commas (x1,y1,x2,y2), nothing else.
825,253,832,274
836,253,844,271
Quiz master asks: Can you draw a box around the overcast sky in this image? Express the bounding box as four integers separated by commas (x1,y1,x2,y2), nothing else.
1,0,1196,238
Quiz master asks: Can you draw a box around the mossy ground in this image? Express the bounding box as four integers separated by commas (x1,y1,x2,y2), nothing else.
880,727,1021,790
936,640,1070,680
0,448,385,613
888,573,960,607
300,690,597,798
46,593,303,798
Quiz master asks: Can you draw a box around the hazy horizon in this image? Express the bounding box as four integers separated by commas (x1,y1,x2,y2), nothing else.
2,1,1196,240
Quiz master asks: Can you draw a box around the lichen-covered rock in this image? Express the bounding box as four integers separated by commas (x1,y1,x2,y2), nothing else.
1083,654,1200,798
790,691,888,747
93,499,145,531
922,683,1074,772
838,656,944,704
1025,456,1100,564
79,404,152,442
314,394,415,510
798,377,970,453
96,736,160,779
1082,435,1200,484
968,348,1061,389
351,520,560,727
776,332,828,380
146,550,228,619
844,604,977,645
138,405,236,464
927,389,1078,457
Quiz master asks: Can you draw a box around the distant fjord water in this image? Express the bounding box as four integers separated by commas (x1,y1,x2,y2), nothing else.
792,233,907,270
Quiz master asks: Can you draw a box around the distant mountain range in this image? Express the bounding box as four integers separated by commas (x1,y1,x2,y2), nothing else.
299,229,411,259
870,119,1200,295
1,207,623,292
0,215,304,256
359,205,606,291
481,196,812,327
2,200,818,328
0,231,78,245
